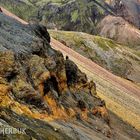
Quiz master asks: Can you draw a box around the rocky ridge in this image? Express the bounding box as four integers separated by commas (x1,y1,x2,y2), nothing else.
0,7,140,140
0,12,113,140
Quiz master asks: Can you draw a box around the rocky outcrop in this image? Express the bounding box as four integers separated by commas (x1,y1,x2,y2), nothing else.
0,13,113,139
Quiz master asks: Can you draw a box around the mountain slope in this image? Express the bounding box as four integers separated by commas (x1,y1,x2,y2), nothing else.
1,0,140,48
110,0,140,29
0,0,114,34
0,12,112,140
51,37,140,132
50,30,140,83
0,0,36,21
0,7,140,139
97,15,140,48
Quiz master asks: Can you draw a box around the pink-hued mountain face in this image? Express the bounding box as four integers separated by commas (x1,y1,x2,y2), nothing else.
110,0,140,29
97,15,140,47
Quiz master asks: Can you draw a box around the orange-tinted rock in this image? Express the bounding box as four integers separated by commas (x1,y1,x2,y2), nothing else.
0,13,112,139
93,106,109,123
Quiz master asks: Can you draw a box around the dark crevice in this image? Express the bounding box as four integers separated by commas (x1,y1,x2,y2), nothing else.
43,76,60,96
26,67,36,89
25,96,53,115
29,24,51,43
26,98,43,108
65,59,78,86
77,100,86,111
43,80,50,95
6,72,17,82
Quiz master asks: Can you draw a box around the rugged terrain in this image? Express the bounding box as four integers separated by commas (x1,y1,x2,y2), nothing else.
0,0,114,34
0,1,140,140
1,0,140,82
100,0,140,47
50,30,140,84
0,9,140,140
0,12,108,140
51,37,140,133
110,0,140,29
1,0,139,39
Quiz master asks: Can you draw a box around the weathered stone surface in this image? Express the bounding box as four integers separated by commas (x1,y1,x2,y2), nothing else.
0,11,140,140
0,13,113,139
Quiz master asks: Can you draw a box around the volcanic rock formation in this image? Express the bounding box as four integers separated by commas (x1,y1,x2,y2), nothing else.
0,12,112,140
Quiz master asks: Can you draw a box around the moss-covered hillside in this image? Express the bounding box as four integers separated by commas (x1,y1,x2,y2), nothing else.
37,0,114,34
0,0,114,33
49,30,140,83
